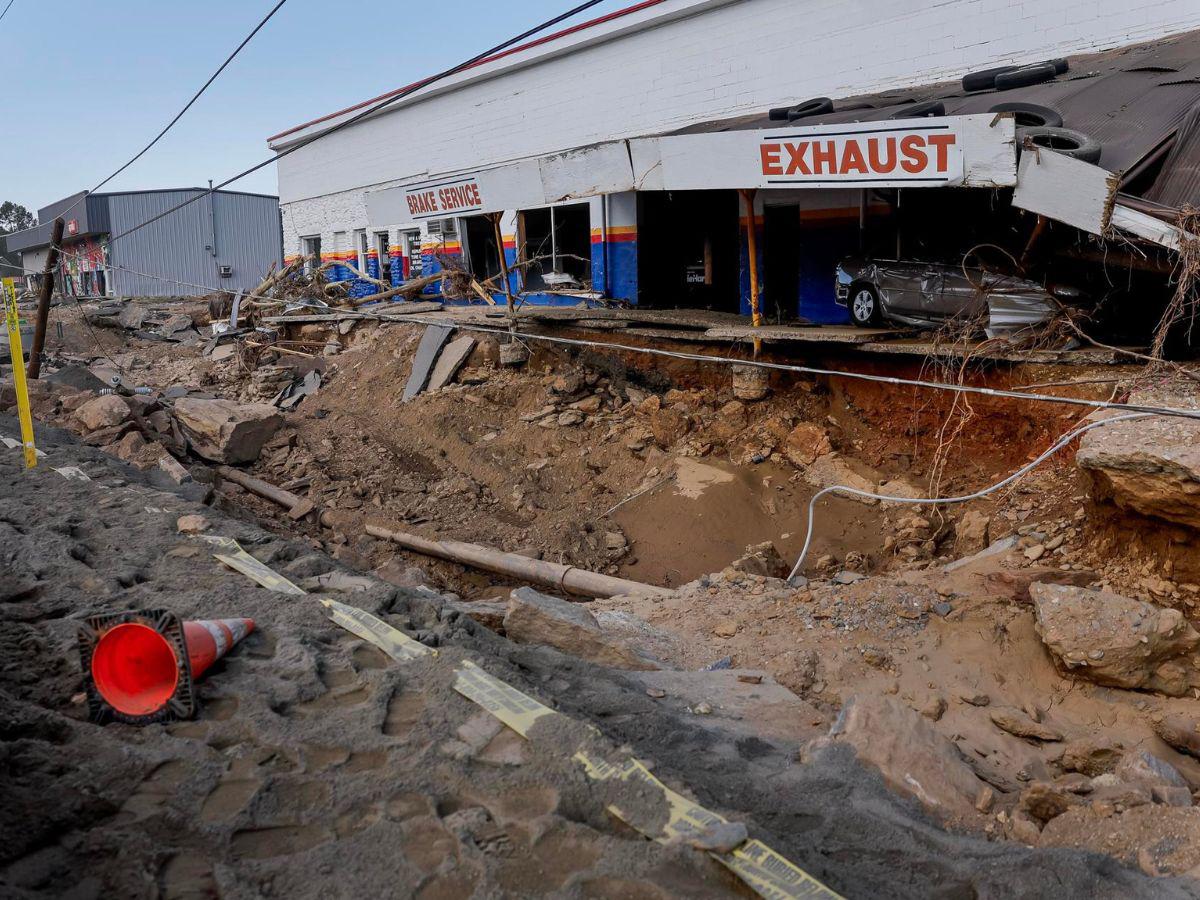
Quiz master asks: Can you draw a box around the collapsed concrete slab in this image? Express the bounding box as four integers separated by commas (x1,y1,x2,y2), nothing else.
503,587,658,670
1030,582,1200,696
172,398,283,464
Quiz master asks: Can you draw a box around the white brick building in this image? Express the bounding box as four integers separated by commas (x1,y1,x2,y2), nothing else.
268,0,1200,321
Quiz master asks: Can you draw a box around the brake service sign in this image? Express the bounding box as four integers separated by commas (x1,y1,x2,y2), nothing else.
758,122,964,186
404,176,486,220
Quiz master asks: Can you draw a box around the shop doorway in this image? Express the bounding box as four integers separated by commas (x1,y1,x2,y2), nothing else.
637,190,739,311
763,204,801,321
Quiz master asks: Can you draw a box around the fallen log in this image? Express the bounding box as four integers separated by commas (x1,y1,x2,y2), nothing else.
365,525,671,599
349,273,443,307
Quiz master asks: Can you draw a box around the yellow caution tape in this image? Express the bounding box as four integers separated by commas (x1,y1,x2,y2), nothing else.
575,749,841,899
207,538,306,595
320,598,435,662
452,659,558,737
2,279,37,469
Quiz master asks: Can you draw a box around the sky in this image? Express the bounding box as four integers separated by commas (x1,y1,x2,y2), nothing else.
0,0,628,216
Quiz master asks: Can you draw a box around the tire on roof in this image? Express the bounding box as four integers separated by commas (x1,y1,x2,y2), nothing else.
787,97,834,121
994,63,1057,90
1018,126,1102,164
989,102,1064,128
888,100,945,120
962,65,1019,92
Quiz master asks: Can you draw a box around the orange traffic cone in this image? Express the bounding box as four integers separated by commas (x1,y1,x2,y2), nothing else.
78,609,254,725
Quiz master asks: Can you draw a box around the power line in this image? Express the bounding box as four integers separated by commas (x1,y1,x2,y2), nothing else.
0,1,15,25
96,0,611,249
48,0,290,227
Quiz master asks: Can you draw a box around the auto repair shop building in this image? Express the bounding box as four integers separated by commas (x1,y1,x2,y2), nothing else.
267,0,1200,324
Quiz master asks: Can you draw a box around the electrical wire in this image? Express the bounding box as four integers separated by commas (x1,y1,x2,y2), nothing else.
93,0,612,252
784,412,1150,581
0,1,15,25
44,0,291,228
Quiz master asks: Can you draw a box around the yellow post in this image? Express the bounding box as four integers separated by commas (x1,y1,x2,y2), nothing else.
2,278,37,468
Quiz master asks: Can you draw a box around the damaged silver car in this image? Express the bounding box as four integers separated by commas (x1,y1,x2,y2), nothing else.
835,258,1082,336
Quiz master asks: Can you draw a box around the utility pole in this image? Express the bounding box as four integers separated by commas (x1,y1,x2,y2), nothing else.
27,216,65,380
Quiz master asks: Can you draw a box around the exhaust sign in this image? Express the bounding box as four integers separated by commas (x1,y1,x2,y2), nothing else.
759,124,962,184
641,114,1014,191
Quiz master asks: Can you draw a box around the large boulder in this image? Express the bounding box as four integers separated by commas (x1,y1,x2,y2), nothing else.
172,398,283,464
730,541,789,578
74,394,130,432
1076,391,1200,528
502,587,657,670
824,694,985,822
1030,582,1200,696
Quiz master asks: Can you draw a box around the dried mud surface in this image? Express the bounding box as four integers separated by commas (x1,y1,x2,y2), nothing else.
1,418,1189,899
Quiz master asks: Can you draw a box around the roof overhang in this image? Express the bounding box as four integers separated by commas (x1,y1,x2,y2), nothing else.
363,113,1016,226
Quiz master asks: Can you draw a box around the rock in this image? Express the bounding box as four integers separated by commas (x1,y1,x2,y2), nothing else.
730,542,789,579
1058,738,1122,776
828,695,986,821
570,395,603,414
960,693,991,707
373,558,429,588
803,454,878,505
1008,810,1043,845
781,423,831,468
1042,807,1200,876
444,598,508,631
648,408,691,448
1020,782,1079,823
1152,785,1194,807
990,708,1063,742
975,786,996,813
955,511,991,554
1114,750,1188,791
712,619,739,638
176,514,210,534
74,395,130,432
1155,715,1200,759
1076,395,1200,529
1024,544,1046,561
503,587,656,670
731,364,769,401
1030,582,1200,697
556,410,585,427
549,372,585,395
678,821,748,853
173,398,283,464
920,694,947,721
427,335,476,391
604,532,628,552
157,454,193,484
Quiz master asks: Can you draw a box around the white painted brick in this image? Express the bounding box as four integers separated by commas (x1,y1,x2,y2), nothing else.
276,0,1200,234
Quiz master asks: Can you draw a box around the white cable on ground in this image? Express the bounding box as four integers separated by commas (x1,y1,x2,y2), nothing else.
785,412,1150,582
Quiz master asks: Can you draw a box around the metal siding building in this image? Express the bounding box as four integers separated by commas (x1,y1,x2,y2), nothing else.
6,188,281,298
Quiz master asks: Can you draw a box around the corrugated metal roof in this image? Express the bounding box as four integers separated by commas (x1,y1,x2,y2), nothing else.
1145,101,1200,209
672,28,1200,204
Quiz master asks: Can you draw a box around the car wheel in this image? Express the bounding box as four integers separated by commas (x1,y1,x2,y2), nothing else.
1018,126,1102,163
849,284,882,327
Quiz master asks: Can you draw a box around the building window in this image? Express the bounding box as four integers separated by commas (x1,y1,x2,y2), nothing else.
355,229,368,274
302,235,321,273
403,230,422,276
375,231,390,280
518,203,591,291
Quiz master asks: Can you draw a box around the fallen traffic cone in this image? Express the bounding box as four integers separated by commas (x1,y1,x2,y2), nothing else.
77,609,254,725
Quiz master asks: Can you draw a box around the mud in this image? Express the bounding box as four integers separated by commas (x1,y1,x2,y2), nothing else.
1,416,1194,899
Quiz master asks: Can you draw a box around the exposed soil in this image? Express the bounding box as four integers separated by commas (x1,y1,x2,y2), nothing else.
5,298,1200,896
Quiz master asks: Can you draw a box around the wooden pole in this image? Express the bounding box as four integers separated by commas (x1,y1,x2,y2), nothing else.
739,189,762,355
490,212,516,318
27,217,64,380
214,465,315,519
366,524,671,599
